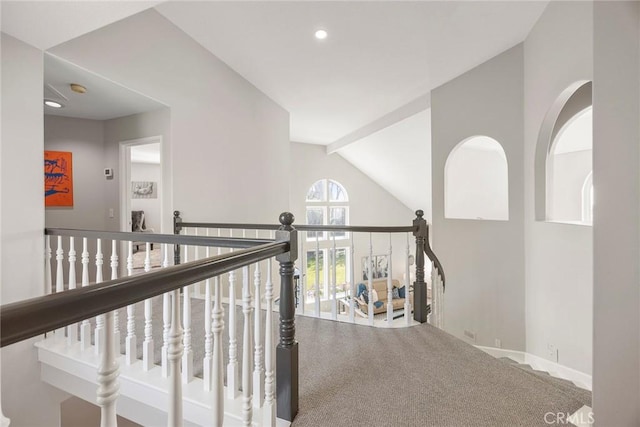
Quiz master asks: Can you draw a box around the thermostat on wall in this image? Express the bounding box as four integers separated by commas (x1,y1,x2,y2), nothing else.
104,168,113,178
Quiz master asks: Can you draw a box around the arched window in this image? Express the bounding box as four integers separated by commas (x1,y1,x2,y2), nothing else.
444,136,509,221
305,179,350,301
547,106,592,224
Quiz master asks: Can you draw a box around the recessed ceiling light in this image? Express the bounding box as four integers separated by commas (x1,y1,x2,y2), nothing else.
44,100,63,108
314,29,328,40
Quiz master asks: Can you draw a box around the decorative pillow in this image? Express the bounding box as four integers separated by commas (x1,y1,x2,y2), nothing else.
371,289,379,303
361,290,369,303
374,301,384,309
392,287,400,299
398,286,406,299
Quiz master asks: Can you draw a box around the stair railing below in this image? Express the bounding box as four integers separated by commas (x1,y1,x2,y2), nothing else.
1,212,299,427
174,210,445,328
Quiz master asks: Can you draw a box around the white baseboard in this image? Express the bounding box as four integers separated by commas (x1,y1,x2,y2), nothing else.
475,345,592,391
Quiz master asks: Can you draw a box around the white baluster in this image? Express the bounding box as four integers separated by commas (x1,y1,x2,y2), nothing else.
67,237,78,344
162,292,171,378
80,238,92,350
315,233,320,317
95,239,105,355
253,261,264,408
298,231,305,316
227,265,239,398
45,235,52,294
162,244,172,377
331,233,338,320
368,233,374,325
144,241,151,272
182,266,194,383
168,290,184,427
387,234,394,324
182,236,192,383
212,231,225,424
263,258,275,426
97,311,120,427
55,236,65,337
203,234,213,391
349,233,356,324
110,240,121,356
143,243,154,371
125,241,137,365
405,234,412,326
242,266,253,426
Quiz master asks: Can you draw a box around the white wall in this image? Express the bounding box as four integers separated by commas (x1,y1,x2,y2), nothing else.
445,142,509,221
523,1,593,375
130,162,161,232
51,9,290,225
1,32,68,427
431,45,526,351
44,115,107,230
290,142,415,283
593,2,640,424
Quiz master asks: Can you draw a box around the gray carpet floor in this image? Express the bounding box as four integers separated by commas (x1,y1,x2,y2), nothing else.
98,296,590,426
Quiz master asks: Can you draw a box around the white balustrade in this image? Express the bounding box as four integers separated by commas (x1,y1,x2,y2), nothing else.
387,234,394,324
55,236,65,336
368,233,374,325
80,238,92,350
182,239,193,383
212,256,225,425
168,290,184,427
227,238,239,399
45,235,52,294
125,241,137,365
298,232,305,316
67,237,78,344
314,234,320,317
241,266,253,426
349,233,355,323
110,240,121,356
263,258,276,426
405,234,412,326
142,242,154,371
95,239,105,355
203,236,213,391
162,243,172,376
331,233,337,320
97,311,119,427
253,260,264,408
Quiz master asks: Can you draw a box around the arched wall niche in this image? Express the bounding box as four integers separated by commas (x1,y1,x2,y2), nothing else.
444,135,509,221
534,80,592,221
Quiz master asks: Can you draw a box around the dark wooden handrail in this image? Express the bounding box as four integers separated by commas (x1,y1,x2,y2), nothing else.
1,240,289,347
46,228,271,249
178,221,416,234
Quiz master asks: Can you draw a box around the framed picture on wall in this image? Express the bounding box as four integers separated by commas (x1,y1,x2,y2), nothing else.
44,150,73,206
362,255,389,280
131,181,157,199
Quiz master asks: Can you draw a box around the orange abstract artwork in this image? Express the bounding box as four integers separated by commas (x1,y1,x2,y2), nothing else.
44,151,73,206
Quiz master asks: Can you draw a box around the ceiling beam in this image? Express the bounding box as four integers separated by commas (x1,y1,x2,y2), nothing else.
326,93,430,154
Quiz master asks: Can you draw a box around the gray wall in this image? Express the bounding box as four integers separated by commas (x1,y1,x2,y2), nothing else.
1,32,69,427
104,108,170,233
593,1,640,424
131,162,162,232
431,45,525,351
523,1,593,375
51,9,290,225
44,115,107,230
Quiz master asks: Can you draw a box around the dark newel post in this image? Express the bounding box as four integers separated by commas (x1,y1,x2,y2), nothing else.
173,211,182,265
275,212,299,422
413,210,428,323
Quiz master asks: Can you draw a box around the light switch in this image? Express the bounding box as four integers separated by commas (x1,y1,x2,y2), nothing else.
108,208,114,218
